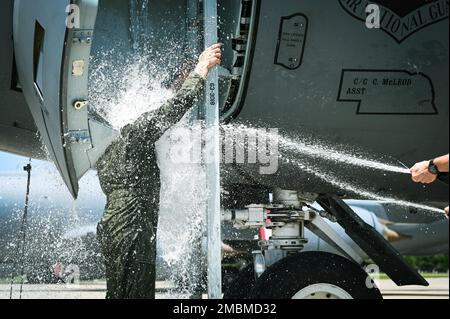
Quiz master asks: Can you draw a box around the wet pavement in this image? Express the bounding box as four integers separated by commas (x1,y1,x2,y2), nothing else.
0,278,448,299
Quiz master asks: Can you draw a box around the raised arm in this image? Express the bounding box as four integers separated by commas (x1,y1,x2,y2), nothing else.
150,71,204,138
124,44,223,142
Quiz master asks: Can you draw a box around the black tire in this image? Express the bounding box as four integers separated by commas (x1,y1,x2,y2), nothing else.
223,263,256,299
249,251,383,299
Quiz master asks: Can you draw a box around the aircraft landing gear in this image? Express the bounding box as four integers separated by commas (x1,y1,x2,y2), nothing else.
221,188,427,299
224,251,382,299
250,251,382,299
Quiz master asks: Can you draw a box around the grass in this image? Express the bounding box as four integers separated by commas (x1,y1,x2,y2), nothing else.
0,276,25,284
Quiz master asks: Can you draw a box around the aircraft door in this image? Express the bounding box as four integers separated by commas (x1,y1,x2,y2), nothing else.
13,0,115,198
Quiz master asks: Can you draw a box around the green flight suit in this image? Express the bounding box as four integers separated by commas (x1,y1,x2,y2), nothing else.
96,72,205,299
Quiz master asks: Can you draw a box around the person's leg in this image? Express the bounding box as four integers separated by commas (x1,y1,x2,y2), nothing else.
98,195,158,299
97,220,121,299
120,228,157,299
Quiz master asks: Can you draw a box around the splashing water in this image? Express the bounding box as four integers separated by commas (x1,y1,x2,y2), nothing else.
59,201,86,264
280,135,411,174
157,124,207,298
223,124,411,175
87,0,206,297
222,124,443,215
89,0,189,130
90,64,205,296
90,70,206,296
89,58,174,129
284,156,444,215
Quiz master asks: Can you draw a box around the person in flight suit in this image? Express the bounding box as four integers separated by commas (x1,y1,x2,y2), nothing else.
96,44,222,299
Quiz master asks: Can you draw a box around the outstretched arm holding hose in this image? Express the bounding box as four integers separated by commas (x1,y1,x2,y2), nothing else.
410,154,449,217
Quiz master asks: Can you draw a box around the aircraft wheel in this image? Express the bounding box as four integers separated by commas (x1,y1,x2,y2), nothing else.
249,252,383,299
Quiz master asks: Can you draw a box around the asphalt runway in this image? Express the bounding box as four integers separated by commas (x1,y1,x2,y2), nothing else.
0,278,448,299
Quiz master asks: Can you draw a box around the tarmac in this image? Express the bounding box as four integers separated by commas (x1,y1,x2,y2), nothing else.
0,278,448,299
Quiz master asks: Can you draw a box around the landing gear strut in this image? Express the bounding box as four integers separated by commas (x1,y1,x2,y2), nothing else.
222,188,428,299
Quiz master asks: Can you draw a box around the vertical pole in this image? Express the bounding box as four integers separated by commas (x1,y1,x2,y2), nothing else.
9,161,32,299
204,0,222,299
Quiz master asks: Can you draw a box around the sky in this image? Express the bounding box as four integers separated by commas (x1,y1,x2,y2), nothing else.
0,151,29,172
0,151,106,215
